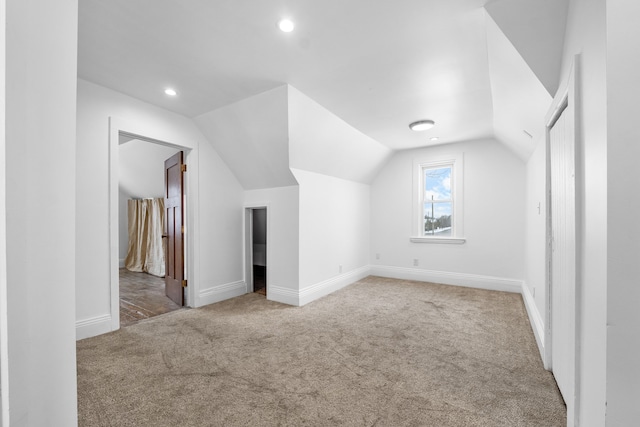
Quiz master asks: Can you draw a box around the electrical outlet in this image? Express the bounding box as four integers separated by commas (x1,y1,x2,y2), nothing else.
413,259,419,266
375,253,380,260
533,287,536,298
339,265,343,273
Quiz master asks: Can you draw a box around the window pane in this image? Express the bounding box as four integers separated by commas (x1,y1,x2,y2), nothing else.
424,167,451,201
424,202,452,236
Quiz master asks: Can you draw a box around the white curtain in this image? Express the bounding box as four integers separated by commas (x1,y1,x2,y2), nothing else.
125,198,165,277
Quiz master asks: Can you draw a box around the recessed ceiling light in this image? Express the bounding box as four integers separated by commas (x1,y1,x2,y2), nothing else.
430,137,439,142
409,120,435,131
164,88,177,96
278,18,295,33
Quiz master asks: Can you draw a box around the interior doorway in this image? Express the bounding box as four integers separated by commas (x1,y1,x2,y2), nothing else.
109,118,199,333
117,136,185,326
245,207,268,296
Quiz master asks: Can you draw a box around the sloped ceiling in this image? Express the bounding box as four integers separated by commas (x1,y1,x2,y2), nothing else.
119,139,180,198
485,0,569,97
194,85,393,189
485,12,552,160
194,86,296,190
78,0,569,163
288,86,392,184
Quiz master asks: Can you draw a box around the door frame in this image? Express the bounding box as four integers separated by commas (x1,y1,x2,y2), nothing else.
544,55,581,425
243,204,270,294
108,117,199,331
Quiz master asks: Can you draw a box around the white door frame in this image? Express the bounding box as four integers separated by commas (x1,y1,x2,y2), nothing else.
108,117,200,332
243,204,270,294
544,55,581,426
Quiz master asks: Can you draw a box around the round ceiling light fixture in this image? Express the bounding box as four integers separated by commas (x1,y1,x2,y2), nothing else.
409,119,435,131
278,18,295,33
164,88,177,96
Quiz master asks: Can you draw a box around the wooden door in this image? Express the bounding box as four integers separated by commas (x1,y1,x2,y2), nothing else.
550,105,576,404
165,151,185,306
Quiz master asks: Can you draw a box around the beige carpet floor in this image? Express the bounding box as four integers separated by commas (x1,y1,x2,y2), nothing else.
77,276,566,426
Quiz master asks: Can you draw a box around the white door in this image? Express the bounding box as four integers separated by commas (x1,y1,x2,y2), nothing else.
549,105,576,405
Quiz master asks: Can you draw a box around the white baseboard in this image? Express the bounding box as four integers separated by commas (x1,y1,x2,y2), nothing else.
267,285,300,306
76,314,112,341
197,280,246,307
521,282,545,361
370,265,522,293
119,259,125,269
299,265,371,306
268,266,371,307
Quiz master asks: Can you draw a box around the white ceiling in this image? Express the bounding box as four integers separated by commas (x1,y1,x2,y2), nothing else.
78,0,568,157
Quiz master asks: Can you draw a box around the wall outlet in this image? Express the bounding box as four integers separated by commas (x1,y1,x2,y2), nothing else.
413,259,419,266
339,265,343,273
533,287,536,298
375,253,380,260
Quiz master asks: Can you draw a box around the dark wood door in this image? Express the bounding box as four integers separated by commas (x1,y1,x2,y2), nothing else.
164,151,185,306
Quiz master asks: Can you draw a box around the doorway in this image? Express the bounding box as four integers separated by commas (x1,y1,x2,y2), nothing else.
245,207,268,296
109,116,198,333
118,138,183,326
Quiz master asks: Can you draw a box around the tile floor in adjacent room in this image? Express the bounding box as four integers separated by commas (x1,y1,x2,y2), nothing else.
119,268,182,327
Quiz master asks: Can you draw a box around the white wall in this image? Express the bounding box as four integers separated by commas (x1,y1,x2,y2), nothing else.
0,0,7,422
558,0,608,424
118,139,179,264
3,0,79,424
244,186,299,304
371,138,525,289
197,138,245,297
76,79,244,336
523,138,547,348
605,2,640,425
293,169,371,303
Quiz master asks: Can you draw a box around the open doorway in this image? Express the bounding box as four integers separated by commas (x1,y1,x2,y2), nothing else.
118,136,184,326
109,118,199,333
245,207,268,297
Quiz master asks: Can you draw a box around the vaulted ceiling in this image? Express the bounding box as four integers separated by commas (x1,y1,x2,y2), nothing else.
78,0,568,160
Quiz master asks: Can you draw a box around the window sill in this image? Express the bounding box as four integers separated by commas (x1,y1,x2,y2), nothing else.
410,236,466,244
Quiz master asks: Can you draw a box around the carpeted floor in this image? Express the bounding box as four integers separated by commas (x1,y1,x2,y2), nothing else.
77,276,566,426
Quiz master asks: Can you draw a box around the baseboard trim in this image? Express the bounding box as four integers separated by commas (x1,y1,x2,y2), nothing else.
299,265,371,306
370,265,522,293
197,280,246,307
267,266,371,307
521,282,545,361
267,285,300,306
76,314,112,341
119,258,125,269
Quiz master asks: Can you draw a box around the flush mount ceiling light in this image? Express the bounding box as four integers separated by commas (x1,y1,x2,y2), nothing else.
164,88,177,96
409,119,435,131
278,18,295,32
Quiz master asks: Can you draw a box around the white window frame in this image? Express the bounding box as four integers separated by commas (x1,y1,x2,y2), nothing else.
411,153,465,244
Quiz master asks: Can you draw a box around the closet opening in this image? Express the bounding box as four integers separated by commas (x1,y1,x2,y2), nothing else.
245,207,268,297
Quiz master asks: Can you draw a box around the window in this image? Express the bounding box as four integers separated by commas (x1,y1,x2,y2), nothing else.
423,165,453,236
412,154,465,244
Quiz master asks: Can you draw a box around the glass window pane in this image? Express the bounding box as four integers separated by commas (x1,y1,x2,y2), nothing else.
424,202,452,236
424,166,452,201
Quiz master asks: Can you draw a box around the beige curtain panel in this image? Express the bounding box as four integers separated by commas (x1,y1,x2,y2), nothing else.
125,198,165,277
